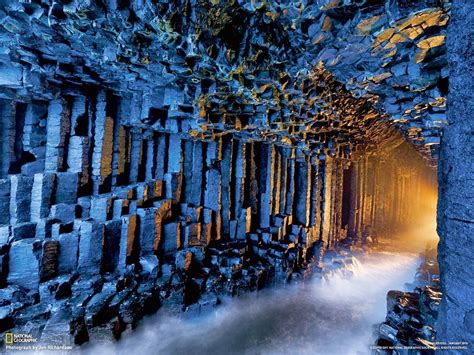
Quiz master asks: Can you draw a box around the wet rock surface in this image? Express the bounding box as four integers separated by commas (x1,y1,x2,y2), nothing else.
80,247,421,355
437,1,474,353
0,0,453,350
374,246,443,354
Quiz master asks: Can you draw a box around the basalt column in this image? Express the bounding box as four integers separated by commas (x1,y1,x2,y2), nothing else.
437,0,474,351
0,0,458,347
0,91,349,314
343,141,437,245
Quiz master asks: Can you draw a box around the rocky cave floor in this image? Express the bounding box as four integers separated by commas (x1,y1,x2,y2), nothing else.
373,244,441,354
0,236,442,353
1,234,320,347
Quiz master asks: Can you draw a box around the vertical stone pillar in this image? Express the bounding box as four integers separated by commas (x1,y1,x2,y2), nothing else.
294,156,311,226
78,221,104,274
313,158,324,241
246,143,259,224
360,156,369,231
367,159,375,229
388,161,398,228
354,159,363,239
154,133,167,180
273,147,282,216
437,1,474,350
331,159,344,246
30,173,55,222
68,135,90,187
118,214,138,268
10,175,33,224
285,149,295,217
397,173,404,225
45,99,70,172
144,131,155,181
114,126,130,186
91,92,114,193
167,134,182,174
221,137,233,236
321,156,333,247
232,140,245,219
309,156,319,228
190,141,203,206
0,179,10,225
22,102,47,173
129,128,142,184
0,99,15,178
7,240,40,289
356,157,367,238
69,95,87,135
204,141,222,240
258,143,274,229
347,162,358,240
374,159,382,233
279,148,290,215
111,99,127,187
183,140,194,203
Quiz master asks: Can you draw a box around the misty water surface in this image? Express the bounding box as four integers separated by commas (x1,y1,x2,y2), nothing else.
84,251,420,355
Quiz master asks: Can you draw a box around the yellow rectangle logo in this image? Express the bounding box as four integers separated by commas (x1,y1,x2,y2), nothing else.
5,333,13,344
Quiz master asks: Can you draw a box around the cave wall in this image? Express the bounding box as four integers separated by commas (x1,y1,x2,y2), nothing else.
0,0,456,347
0,90,356,342
0,98,348,269
347,142,436,245
436,0,474,351
0,89,439,344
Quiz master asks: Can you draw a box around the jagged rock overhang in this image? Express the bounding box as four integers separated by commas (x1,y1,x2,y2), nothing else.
0,0,448,162
0,1,450,345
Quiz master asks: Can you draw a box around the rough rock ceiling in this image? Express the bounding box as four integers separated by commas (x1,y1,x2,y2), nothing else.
0,0,448,159
0,0,448,344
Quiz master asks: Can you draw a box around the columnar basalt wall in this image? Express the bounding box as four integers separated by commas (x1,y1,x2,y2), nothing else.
437,0,474,352
0,90,436,345
0,90,362,343
343,141,437,246
0,0,459,349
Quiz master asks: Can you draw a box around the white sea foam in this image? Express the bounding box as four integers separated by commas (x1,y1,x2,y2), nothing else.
82,251,420,355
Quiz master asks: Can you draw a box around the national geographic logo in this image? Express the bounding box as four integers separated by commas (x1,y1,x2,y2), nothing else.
3,332,72,351
4,332,38,344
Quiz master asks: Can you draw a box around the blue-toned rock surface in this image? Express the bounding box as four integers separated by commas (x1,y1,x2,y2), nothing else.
437,1,474,353
0,0,467,351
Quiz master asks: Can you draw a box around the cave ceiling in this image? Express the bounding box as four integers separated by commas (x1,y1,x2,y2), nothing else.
0,0,448,161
